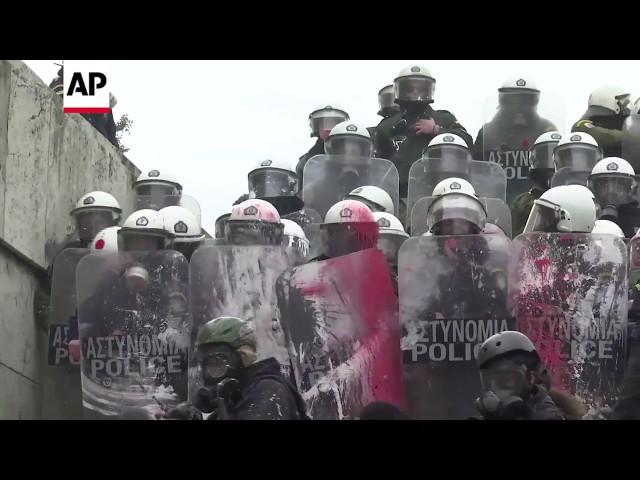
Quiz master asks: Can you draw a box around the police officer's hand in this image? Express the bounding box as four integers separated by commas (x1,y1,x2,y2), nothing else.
414,118,439,136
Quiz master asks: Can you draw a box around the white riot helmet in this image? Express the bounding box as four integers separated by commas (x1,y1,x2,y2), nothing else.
423,133,472,164
588,157,637,208
587,86,632,117
345,186,394,214
374,212,408,266
531,131,562,170
118,209,175,252
160,206,204,260
553,132,602,171
321,199,379,258
592,220,624,238
498,78,540,112
530,131,562,191
226,199,283,246
324,121,373,157
70,191,122,244
281,219,310,264
524,185,596,233
308,105,350,139
133,169,183,210
432,177,477,199
394,65,436,104
91,226,121,252
427,180,487,236
378,85,400,117
247,159,302,212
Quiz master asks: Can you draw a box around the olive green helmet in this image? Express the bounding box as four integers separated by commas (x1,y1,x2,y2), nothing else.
195,316,256,351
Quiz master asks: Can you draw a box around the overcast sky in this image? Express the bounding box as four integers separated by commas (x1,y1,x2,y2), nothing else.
23,60,640,233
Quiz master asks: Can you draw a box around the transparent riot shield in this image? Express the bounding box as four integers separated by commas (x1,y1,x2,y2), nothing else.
399,234,514,419
188,245,292,414
76,250,190,419
282,208,324,262
134,194,202,225
550,167,591,188
510,233,628,414
410,196,512,238
276,249,404,419
481,90,565,205
623,113,640,174
407,157,507,225
42,248,89,420
302,155,400,219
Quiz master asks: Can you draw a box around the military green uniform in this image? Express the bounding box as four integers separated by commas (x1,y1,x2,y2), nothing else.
571,115,625,158
510,187,543,237
374,106,473,198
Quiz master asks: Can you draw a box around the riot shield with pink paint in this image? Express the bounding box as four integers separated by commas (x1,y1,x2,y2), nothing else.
399,234,514,419
276,248,403,419
510,232,628,414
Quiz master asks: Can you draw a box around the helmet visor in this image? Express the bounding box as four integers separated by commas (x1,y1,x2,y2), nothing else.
310,113,348,138
377,234,407,266
427,195,487,234
225,221,283,246
554,144,601,171
118,230,168,252
75,210,116,242
498,91,539,113
530,143,556,169
249,169,298,198
423,145,471,165
523,202,560,233
589,175,636,206
378,89,396,111
325,135,373,157
321,222,379,258
136,188,181,211
395,76,435,103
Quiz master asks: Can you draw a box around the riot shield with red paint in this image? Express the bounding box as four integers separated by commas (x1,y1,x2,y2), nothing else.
399,234,514,419
510,232,628,413
276,248,403,419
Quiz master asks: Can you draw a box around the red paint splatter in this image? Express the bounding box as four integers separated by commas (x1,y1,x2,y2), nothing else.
521,138,530,149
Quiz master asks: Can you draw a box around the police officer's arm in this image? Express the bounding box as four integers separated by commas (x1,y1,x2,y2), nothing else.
572,119,623,152
435,111,475,152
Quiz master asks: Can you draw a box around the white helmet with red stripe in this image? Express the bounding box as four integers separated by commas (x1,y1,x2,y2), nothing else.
91,226,121,252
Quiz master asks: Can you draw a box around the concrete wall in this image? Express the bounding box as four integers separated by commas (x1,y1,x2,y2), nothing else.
0,60,142,418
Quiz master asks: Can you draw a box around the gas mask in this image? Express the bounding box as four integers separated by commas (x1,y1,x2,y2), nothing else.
476,359,532,420
124,265,150,293
195,344,244,414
